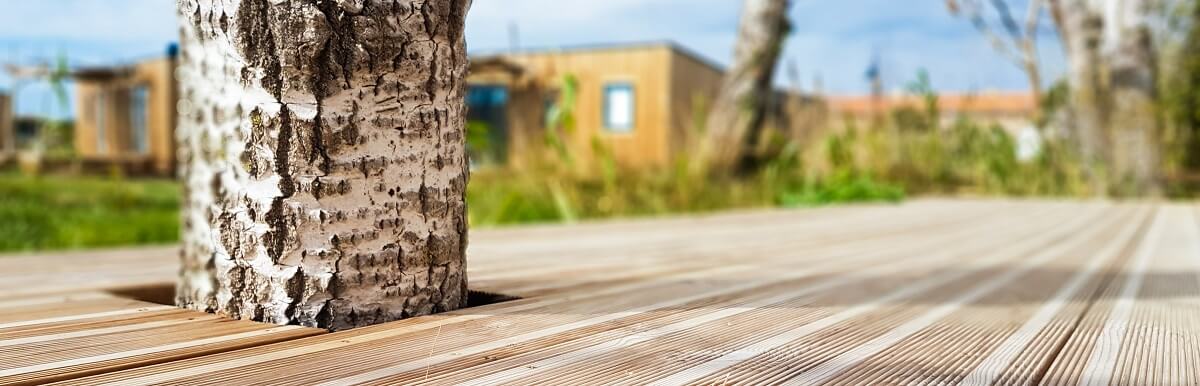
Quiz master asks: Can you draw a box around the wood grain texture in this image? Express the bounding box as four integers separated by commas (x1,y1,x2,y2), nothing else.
4,199,1200,385
0,293,323,386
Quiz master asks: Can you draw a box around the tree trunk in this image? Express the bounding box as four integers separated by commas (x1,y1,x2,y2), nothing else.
1056,0,1111,194
698,0,791,172
1021,0,1045,123
1173,1,1200,171
1053,0,1164,196
1021,47,1044,122
1104,0,1163,195
174,0,471,331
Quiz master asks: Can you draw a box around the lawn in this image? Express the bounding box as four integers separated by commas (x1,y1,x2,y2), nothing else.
0,173,181,252
0,166,904,253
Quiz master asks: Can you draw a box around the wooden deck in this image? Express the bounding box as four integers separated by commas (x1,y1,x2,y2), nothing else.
2,199,1198,385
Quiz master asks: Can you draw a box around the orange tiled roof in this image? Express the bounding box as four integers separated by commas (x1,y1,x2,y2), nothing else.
826,92,1036,116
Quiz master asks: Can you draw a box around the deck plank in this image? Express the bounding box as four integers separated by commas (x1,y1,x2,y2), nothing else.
0,293,324,385
1039,204,1200,386
1,199,1198,385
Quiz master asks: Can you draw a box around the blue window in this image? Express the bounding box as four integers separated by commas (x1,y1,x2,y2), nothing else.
602,83,634,133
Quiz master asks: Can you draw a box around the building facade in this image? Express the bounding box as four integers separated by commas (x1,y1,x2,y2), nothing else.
72,55,177,175
467,42,725,168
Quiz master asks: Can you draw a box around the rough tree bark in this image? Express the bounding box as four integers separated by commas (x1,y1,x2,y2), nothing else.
174,0,471,331
1105,0,1163,195
698,0,791,172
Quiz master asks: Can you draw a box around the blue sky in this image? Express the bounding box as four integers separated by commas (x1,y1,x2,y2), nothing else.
0,0,1065,117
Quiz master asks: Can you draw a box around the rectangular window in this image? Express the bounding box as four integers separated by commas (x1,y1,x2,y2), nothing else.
603,83,634,133
130,86,150,154
95,92,107,155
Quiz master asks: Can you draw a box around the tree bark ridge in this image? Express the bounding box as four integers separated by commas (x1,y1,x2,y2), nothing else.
175,0,470,331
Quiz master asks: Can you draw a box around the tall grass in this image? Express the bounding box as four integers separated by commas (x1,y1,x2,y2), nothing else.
807,118,1088,197
803,75,1088,198
467,159,904,227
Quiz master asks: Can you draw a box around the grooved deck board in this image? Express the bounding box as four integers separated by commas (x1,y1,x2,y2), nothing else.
3,199,1199,385
0,293,325,385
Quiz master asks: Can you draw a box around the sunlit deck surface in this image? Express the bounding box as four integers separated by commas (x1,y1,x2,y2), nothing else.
2,199,1198,385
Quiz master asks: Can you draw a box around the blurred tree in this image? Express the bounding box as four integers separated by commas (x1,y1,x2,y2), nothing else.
699,0,792,173
1049,0,1163,196
946,0,1049,121
174,0,471,330
1051,0,1111,194
1167,1,1200,172
1105,0,1163,196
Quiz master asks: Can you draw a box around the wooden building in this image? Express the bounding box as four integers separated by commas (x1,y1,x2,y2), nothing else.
61,42,828,175
72,54,177,175
467,42,725,168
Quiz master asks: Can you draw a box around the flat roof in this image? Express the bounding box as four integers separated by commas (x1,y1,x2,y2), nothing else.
470,40,726,75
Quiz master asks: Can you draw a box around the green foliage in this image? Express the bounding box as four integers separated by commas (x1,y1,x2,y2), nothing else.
0,173,180,252
468,132,905,227
806,71,1089,197
905,69,939,125
543,74,580,166
466,120,494,165
466,166,904,227
1039,81,1070,128
1162,1,1200,184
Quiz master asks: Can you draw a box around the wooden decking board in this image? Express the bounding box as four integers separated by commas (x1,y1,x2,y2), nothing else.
426,205,1108,386
0,294,325,385
1038,205,1200,386
812,207,1150,386
1,200,1198,384
650,205,1130,385
0,246,177,299
472,204,1017,298
472,201,1049,300
650,208,1138,386
465,200,1001,297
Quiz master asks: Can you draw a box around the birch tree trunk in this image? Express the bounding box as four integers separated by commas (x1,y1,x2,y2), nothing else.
174,0,471,331
699,0,790,172
1053,0,1164,195
1056,0,1111,194
1104,0,1163,195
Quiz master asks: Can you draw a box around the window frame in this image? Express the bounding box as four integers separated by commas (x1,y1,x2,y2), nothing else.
130,85,151,154
95,92,107,155
602,82,635,134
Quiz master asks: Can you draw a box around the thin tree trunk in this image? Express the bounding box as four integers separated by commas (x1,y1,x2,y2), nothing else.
1021,0,1044,121
1023,55,1044,121
1105,0,1163,195
1056,0,1111,194
175,0,471,331
698,0,791,172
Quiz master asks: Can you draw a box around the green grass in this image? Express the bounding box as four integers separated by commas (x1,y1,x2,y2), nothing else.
0,173,181,252
467,163,904,227
0,163,905,252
